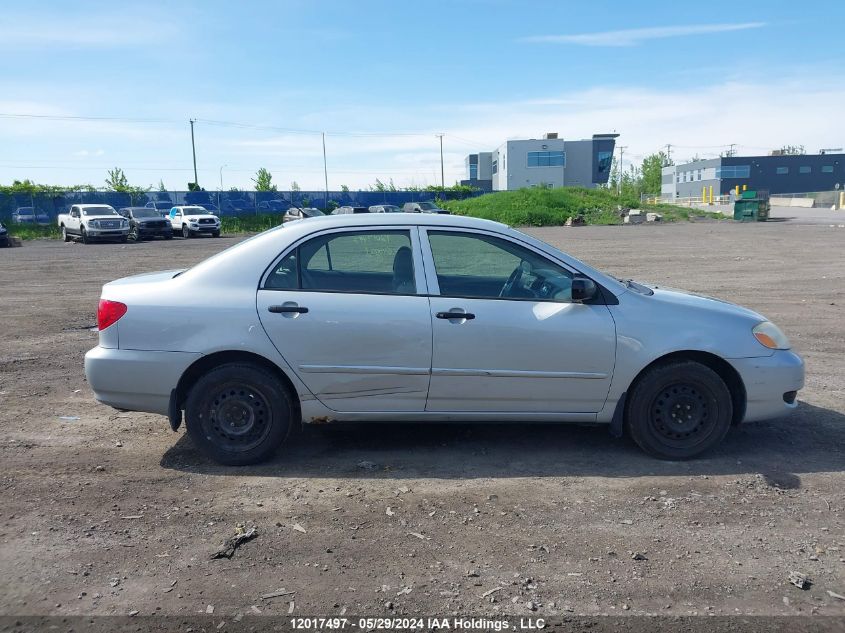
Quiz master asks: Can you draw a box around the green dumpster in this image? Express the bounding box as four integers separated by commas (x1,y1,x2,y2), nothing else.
733,190,770,222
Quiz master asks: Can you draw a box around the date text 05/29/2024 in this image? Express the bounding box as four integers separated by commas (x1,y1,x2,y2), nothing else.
290,617,546,631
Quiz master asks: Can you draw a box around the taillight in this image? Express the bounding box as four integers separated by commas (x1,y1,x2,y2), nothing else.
97,299,127,331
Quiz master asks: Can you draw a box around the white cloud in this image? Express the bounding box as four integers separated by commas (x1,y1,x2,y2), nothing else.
520,22,766,47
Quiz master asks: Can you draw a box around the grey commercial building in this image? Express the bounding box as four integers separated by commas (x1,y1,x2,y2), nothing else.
462,133,618,192
662,153,845,199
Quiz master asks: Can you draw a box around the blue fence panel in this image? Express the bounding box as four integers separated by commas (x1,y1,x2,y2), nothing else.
0,189,484,221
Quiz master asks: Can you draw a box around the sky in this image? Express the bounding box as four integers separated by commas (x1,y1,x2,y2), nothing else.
1,0,844,191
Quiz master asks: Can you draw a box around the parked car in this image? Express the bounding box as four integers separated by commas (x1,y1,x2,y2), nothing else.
12,207,50,224
402,201,449,214
369,204,402,213
283,207,325,223
332,206,370,215
145,201,175,217
58,204,130,244
257,200,288,212
224,198,251,212
118,207,173,241
0,221,8,247
168,206,221,238
84,214,804,466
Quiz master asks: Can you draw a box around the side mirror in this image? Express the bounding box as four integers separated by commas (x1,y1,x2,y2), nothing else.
571,276,597,303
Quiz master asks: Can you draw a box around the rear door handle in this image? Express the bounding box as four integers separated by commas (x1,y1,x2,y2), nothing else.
269,305,309,314
436,311,475,320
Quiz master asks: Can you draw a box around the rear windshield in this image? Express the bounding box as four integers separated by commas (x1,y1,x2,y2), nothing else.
81,207,119,216
133,208,161,218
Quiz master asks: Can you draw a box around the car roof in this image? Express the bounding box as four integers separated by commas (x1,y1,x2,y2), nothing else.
76,203,115,208
287,212,504,230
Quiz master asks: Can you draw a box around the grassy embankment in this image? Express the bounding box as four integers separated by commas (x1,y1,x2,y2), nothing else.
439,187,724,226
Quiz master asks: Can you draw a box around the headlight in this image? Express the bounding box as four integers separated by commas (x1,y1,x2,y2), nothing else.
752,321,790,350
89,220,99,228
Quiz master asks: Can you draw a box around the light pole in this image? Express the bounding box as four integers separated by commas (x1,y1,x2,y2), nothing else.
189,119,198,187
322,133,329,209
218,164,227,210
617,146,627,196
436,133,445,189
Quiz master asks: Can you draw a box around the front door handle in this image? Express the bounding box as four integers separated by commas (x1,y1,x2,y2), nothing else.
436,311,475,320
269,305,309,314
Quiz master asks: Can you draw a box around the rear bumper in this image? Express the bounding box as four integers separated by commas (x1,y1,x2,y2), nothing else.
84,346,201,415
729,350,805,422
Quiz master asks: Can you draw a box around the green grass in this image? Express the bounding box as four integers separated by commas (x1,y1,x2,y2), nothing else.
440,187,725,226
220,214,284,234
5,224,61,240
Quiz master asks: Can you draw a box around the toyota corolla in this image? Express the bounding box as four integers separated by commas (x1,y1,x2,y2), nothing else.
84,214,804,465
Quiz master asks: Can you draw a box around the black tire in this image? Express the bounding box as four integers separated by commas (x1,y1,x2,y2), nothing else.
61,225,70,242
129,226,139,241
185,363,294,465
626,360,732,460
164,233,173,240
119,236,128,244
81,226,90,245
182,225,191,239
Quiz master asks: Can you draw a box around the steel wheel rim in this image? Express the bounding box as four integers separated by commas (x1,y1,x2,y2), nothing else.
204,382,272,453
649,381,716,448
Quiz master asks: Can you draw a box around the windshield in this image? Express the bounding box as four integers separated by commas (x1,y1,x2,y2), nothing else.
183,207,207,214
133,208,161,218
81,206,119,216
154,202,172,209
418,202,437,210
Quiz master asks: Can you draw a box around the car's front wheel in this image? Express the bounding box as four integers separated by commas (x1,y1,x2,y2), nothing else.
61,225,70,242
182,225,191,239
185,363,294,465
81,227,90,244
626,360,732,460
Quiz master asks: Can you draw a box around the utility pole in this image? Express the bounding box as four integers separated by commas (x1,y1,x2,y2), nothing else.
218,164,227,210
322,132,329,207
617,145,627,196
189,119,198,187
727,143,736,157
664,143,672,165
436,133,445,189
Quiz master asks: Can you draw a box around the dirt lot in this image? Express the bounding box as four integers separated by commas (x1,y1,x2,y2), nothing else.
1,222,844,626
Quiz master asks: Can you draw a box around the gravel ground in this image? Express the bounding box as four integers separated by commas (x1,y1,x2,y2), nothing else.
0,222,843,627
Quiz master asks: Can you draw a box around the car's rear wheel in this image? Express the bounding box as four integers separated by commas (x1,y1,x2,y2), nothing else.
185,363,294,465
626,360,732,460
182,225,191,239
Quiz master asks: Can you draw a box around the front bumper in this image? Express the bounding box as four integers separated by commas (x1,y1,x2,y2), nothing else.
729,350,805,422
87,228,130,239
84,346,201,415
187,224,220,233
137,226,172,237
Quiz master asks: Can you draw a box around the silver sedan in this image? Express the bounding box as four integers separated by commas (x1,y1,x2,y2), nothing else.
85,214,804,465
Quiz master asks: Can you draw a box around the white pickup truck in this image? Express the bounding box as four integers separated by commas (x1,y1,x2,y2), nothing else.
168,206,221,238
58,204,130,244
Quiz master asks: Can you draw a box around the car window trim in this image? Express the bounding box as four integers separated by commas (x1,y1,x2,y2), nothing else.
418,227,586,303
259,225,427,297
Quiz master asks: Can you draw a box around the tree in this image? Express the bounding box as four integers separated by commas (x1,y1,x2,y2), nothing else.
105,167,129,192
252,167,276,191
290,181,300,192
340,184,350,193
640,152,671,196
158,179,166,192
